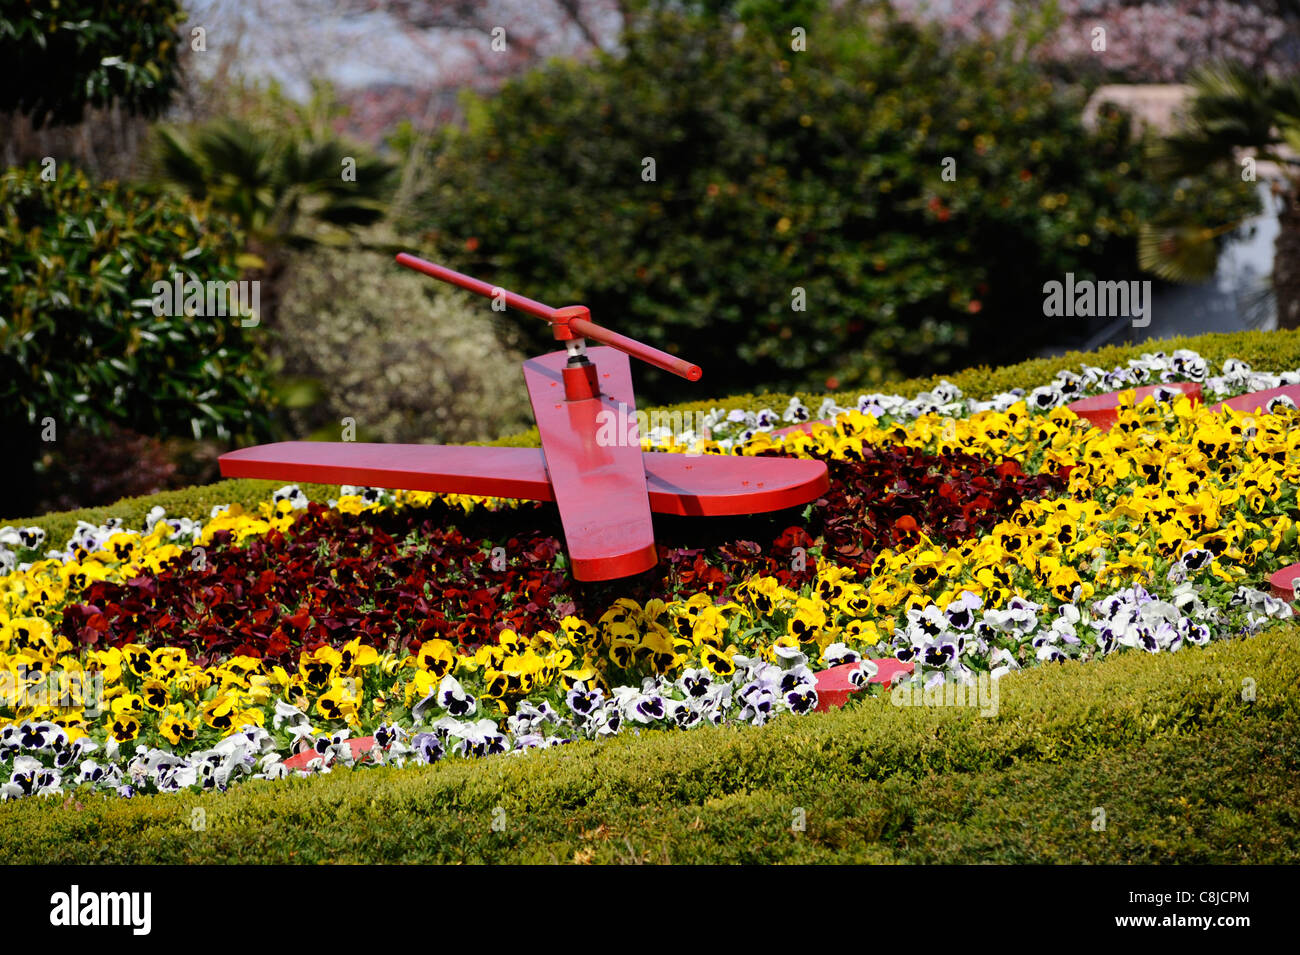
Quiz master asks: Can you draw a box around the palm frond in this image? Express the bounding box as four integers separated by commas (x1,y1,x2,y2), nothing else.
1188,62,1284,145
1138,223,1223,283
152,126,210,198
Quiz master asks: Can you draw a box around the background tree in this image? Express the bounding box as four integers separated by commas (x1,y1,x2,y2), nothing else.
406,0,1256,400
0,166,271,515
151,84,395,252
1143,63,1300,328
149,82,397,342
0,0,185,127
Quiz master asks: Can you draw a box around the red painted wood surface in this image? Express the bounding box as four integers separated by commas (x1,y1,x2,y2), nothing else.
1208,383,1300,415
1270,562,1300,601
566,315,701,381
1066,381,1201,431
219,442,554,499
283,736,376,771
219,442,827,517
523,347,659,581
395,253,701,381
814,658,914,712
395,253,556,321
646,454,827,516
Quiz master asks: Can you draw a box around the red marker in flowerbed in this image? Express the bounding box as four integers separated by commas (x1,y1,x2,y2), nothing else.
279,657,911,771
1066,382,1201,431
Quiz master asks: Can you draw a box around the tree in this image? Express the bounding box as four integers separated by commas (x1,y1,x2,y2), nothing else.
0,0,185,127
1143,63,1300,328
406,0,1256,399
0,165,272,516
890,0,1299,83
149,83,398,336
151,84,396,252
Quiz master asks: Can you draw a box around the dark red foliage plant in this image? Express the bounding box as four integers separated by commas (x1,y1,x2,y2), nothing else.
59,445,1067,666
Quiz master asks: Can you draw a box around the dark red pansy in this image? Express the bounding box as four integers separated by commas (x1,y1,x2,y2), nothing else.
57,444,1066,666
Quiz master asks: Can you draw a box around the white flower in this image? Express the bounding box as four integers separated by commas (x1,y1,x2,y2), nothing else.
781,397,811,423
272,485,308,509
273,700,309,729
821,642,860,666
435,674,476,717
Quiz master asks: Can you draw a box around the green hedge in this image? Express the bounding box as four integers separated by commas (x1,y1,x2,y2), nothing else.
1,626,1296,863
8,328,1300,538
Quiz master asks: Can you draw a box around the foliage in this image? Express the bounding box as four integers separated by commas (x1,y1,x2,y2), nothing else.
272,247,533,445
891,0,1299,84
152,120,395,252
0,164,274,513
0,627,1295,864
151,83,396,253
408,0,1257,400
1143,61,1300,328
0,0,185,128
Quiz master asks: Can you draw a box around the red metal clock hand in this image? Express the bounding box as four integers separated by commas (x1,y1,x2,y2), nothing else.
394,253,702,382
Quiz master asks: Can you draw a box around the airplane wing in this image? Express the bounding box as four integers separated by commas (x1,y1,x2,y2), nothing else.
219,341,827,582
1209,384,1300,415
219,441,555,499
220,440,827,516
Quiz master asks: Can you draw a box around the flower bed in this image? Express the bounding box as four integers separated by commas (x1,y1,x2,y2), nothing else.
1,349,1297,801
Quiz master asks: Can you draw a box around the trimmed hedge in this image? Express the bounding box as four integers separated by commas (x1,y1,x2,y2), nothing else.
1,626,1295,864
9,328,1300,536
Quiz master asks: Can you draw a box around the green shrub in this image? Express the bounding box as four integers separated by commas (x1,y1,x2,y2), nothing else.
272,247,534,445
1,626,1295,863
151,103,396,250
405,0,1257,401
0,0,185,127
0,164,274,514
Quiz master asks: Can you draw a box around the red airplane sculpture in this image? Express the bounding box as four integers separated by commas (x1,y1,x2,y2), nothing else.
218,253,829,581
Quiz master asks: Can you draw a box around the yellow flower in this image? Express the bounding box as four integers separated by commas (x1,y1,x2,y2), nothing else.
298,646,341,691
109,715,141,743
416,638,457,677
701,644,737,677
141,680,170,711
159,711,197,746
200,693,242,731
317,680,360,723
339,636,379,674
787,596,827,644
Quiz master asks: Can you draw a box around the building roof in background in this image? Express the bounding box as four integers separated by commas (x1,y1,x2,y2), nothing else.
1083,84,1195,135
